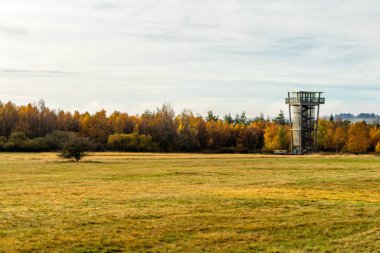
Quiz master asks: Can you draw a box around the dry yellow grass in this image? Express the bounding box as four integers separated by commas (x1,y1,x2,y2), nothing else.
0,153,379,252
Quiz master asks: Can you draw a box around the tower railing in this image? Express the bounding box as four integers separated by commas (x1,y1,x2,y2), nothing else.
286,97,325,104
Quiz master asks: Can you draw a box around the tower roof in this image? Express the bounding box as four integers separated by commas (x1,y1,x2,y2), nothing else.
290,91,323,94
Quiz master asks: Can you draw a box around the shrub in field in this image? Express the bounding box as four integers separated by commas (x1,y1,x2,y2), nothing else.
4,132,28,151
58,134,92,162
23,137,50,152
107,133,158,152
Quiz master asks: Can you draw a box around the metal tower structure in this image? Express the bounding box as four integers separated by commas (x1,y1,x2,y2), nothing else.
286,91,325,155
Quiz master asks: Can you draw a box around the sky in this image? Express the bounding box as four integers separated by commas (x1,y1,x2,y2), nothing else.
1,0,380,117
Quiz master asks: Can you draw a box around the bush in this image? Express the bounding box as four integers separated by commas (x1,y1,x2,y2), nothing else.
107,133,158,152
58,134,92,162
4,132,28,151
0,136,6,151
46,131,78,150
2,131,78,152
24,137,50,152
216,147,249,154
138,134,159,152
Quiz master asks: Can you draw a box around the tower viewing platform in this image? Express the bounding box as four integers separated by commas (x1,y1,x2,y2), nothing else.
286,91,325,105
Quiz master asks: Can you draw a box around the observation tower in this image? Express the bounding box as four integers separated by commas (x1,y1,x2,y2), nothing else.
286,91,325,155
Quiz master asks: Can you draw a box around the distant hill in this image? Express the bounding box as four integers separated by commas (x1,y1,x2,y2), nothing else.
331,113,380,124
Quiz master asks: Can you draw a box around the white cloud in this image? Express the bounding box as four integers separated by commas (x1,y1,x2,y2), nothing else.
0,0,380,116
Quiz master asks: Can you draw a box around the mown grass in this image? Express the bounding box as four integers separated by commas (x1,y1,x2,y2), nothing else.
0,153,379,252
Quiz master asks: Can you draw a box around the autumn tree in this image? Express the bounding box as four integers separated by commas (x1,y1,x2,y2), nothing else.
138,110,154,136
369,126,380,152
56,111,79,132
79,110,112,144
375,142,380,154
206,120,232,150
251,120,267,150
109,111,136,134
333,125,347,153
174,110,200,152
346,122,369,153
16,103,40,138
0,102,19,137
239,123,260,151
317,119,335,151
148,104,177,152
264,123,290,152
37,99,57,137
196,116,208,150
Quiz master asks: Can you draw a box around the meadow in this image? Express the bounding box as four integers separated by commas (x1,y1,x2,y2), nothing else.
0,153,379,253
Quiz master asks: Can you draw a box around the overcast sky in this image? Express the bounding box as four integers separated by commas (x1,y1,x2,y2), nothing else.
1,0,380,117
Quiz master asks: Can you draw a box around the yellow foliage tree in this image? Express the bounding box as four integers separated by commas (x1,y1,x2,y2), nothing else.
375,142,380,154
333,126,347,153
369,126,380,151
264,123,290,152
317,119,334,151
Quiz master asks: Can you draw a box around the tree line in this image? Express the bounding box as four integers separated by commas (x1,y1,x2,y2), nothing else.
0,100,379,154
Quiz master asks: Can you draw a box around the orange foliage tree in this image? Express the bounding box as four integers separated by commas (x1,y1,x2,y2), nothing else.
346,122,369,153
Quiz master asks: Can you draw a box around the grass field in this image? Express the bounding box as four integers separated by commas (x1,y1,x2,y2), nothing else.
0,153,379,253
